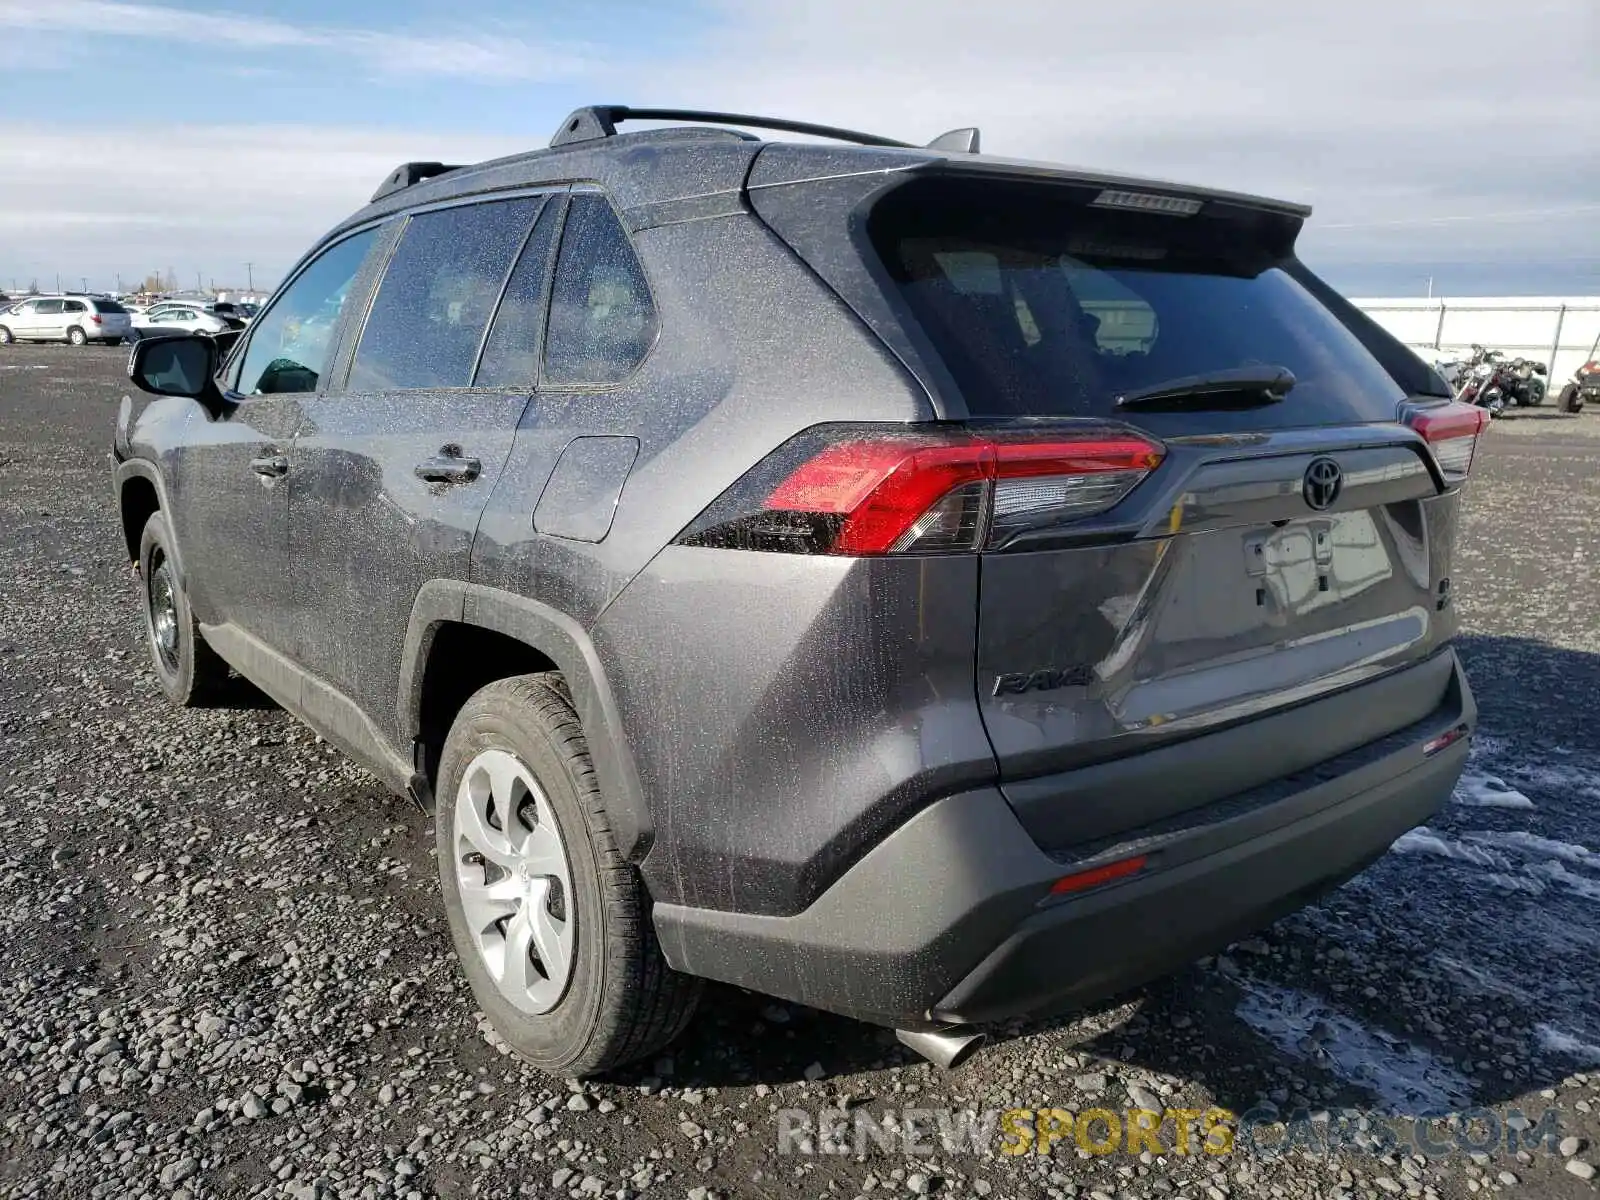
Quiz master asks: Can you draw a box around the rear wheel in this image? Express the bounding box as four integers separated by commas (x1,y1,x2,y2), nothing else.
1527,378,1546,406
435,674,701,1076
67,326,87,346
138,514,231,706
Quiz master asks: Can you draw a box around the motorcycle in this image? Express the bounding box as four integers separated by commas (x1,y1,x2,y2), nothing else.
1557,360,1598,413
1505,357,1548,407
1455,348,1509,415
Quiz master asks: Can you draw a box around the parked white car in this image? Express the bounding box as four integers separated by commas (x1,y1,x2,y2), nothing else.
0,296,132,345
130,304,232,339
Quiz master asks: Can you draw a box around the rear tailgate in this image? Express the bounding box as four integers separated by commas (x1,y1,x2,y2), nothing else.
750,157,1468,809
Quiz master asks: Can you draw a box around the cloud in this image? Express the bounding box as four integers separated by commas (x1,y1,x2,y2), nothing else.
0,124,531,290
1,0,1594,294
0,0,590,81
645,0,1600,283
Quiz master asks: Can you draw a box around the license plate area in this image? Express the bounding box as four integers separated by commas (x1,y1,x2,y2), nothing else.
1240,512,1391,615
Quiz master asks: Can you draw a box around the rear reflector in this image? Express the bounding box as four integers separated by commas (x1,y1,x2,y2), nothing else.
1049,854,1148,896
1405,401,1488,485
676,425,1164,556
1423,725,1469,757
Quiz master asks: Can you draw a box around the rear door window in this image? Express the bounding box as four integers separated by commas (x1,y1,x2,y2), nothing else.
474,199,563,389
349,196,542,391
543,194,657,386
63,300,87,314
869,177,1405,426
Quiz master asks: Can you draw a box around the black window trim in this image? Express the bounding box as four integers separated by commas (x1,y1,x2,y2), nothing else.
336,185,570,396
535,184,662,394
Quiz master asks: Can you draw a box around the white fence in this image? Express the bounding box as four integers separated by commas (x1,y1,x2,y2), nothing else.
1350,296,1600,385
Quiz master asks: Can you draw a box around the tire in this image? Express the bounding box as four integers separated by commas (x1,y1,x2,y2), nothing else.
436,674,701,1076
137,513,231,706
67,325,87,346
0,326,12,345
1527,379,1546,406
1560,384,1585,414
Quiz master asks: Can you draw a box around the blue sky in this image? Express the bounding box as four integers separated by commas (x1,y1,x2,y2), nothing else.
1,0,1596,298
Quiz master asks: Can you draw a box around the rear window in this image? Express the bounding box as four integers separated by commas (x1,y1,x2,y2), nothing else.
93,300,128,314
349,196,543,392
869,177,1404,424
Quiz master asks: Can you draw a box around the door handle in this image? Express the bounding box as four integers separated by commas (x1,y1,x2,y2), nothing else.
414,450,482,484
250,453,288,478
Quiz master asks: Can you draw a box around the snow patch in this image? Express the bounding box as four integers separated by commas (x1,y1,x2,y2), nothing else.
1462,831,1600,869
1235,980,1472,1111
1531,860,1600,902
1390,828,1511,869
1502,761,1600,803
1536,1025,1600,1064
1451,771,1534,809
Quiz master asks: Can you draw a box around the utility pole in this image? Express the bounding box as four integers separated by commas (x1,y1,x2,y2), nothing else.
1426,276,1433,300
246,262,253,292
55,272,61,292
81,276,88,293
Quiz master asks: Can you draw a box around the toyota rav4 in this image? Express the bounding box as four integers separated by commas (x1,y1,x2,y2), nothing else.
112,106,1482,1075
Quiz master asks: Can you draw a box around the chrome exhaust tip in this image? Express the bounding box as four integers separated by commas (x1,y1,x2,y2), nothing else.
895,1024,987,1070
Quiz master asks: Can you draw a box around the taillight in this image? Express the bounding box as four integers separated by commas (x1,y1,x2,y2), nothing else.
675,424,1164,556
89,314,103,325
1405,401,1489,486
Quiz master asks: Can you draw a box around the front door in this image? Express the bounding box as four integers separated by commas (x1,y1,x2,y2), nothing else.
288,194,555,749
173,227,381,653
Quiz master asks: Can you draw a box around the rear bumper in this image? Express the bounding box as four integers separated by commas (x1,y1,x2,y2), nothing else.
653,649,1473,1027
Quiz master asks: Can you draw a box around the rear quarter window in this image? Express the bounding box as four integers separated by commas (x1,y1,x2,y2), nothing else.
542,194,657,387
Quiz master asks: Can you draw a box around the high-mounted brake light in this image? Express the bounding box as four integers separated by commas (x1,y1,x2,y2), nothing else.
676,426,1164,556
1405,401,1489,486
1090,190,1203,217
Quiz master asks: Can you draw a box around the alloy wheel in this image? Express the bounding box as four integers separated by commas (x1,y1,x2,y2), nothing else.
453,748,576,1014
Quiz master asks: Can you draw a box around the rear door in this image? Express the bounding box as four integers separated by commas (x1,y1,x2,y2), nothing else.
33,299,65,338
287,193,557,747
858,174,1463,778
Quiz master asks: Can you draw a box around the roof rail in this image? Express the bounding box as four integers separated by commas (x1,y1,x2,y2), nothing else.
549,105,977,151
370,161,464,203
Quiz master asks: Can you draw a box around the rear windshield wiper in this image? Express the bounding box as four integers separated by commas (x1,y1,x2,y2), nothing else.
1115,365,1296,411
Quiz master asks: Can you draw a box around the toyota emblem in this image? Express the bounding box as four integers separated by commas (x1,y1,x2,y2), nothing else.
1303,457,1343,511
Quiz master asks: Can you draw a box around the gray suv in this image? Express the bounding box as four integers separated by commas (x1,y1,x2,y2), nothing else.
112,106,1483,1075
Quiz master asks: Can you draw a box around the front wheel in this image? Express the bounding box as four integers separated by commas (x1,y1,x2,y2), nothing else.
435,674,701,1076
0,325,12,345
1560,383,1585,413
138,514,231,706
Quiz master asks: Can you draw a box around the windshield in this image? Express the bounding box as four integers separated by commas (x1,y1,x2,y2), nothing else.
869,177,1404,425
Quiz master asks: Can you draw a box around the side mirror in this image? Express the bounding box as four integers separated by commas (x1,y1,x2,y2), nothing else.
128,334,220,405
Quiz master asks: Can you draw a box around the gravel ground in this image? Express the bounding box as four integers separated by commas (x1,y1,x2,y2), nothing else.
2,343,1599,1200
